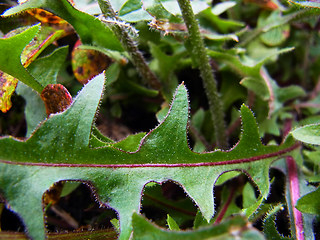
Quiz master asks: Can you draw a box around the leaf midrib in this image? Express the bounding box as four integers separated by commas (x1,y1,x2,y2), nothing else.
0,142,299,168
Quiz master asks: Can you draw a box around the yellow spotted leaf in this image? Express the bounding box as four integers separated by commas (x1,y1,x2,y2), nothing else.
21,27,66,67
0,71,19,113
40,84,73,116
72,40,112,85
21,0,74,25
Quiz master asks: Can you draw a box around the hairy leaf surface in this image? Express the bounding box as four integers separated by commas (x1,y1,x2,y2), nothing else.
0,72,299,239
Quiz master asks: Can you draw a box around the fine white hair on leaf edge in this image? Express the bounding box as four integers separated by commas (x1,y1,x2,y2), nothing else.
98,15,139,38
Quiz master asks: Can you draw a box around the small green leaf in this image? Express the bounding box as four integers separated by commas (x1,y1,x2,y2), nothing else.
91,125,114,144
118,0,153,22
258,11,290,47
105,63,121,87
291,124,320,145
296,187,320,214
200,8,244,33
167,214,180,231
240,77,270,101
161,0,209,15
15,82,46,137
193,210,207,229
211,2,237,16
112,132,146,152
263,204,290,240
243,182,257,209
215,171,241,185
143,0,175,19
109,0,128,12
202,32,239,42
259,115,281,137
78,45,128,64
111,218,120,233
28,46,68,87
60,182,81,197
0,24,42,92
275,85,306,103
207,47,294,79
240,8,319,46
119,0,143,16
149,42,182,100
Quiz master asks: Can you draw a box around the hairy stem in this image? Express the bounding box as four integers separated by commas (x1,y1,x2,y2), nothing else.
177,0,227,149
97,0,161,90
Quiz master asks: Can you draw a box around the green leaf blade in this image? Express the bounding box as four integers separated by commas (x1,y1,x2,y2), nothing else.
291,124,320,145
3,0,123,51
0,24,43,93
0,81,299,239
296,186,320,215
132,213,265,240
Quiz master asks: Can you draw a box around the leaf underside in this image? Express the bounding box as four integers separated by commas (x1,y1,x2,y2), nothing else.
0,73,298,239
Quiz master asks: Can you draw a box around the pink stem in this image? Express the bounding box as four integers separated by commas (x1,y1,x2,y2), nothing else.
283,119,292,140
260,68,275,117
214,186,236,224
286,156,304,240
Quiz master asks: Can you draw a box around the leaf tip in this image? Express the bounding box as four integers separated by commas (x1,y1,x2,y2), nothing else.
238,104,263,147
239,104,255,120
2,2,30,17
240,103,250,112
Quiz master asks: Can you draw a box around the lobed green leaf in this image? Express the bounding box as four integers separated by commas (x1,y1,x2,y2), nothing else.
0,75,298,239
